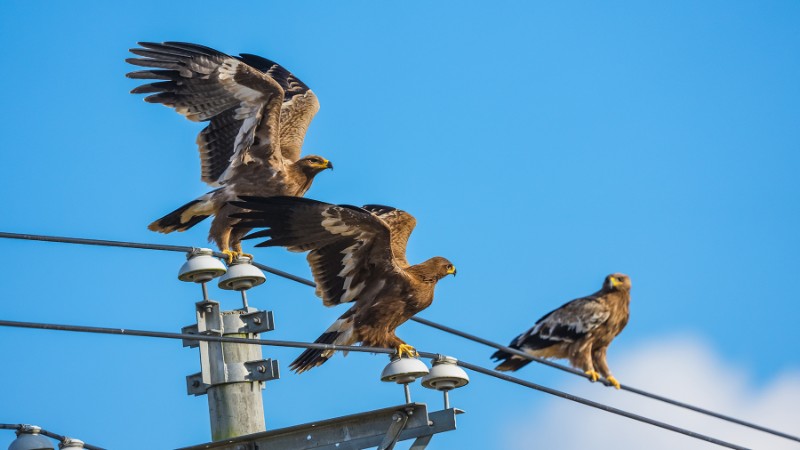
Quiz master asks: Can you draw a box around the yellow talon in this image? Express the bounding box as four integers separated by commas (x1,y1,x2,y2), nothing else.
222,249,239,264
241,252,254,260
396,344,418,358
585,370,600,382
606,376,621,390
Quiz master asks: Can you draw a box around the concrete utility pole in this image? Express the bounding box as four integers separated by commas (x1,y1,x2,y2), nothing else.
192,304,277,440
179,251,278,441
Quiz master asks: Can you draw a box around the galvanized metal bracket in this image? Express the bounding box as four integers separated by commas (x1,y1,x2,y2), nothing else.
185,359,279,396
176,403,462,450
185,301,280,396
196,300,223,335
221,309,274,335
241,310,275,334
181,324,200,348
186,372,209,396
181,310,273,348
243,359,280,382
377,411,409,450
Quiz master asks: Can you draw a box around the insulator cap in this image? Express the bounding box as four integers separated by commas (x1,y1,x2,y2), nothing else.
421,355,469,391
380,356,430,384
178,248,227,283
9,425,54,450
59,439,85,449
217,256,266,291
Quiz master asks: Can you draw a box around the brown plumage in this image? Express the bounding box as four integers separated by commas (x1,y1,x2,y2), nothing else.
491,273,631,389
229,196,456,373
126,42,332,261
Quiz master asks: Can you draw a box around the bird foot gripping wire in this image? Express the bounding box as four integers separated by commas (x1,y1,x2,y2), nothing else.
396,344,418,358
605,375,621,389
221,249,239,264
585,370,600,382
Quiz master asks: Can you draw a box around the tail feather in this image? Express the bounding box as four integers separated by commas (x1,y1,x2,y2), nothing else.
491,348,533,372
148,196,215,233
290,316,355,374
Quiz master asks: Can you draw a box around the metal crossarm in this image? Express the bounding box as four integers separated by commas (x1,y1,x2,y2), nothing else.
176,403,462,450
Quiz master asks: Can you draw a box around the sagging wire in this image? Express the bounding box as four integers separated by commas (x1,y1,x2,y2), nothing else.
0,231,796,445
0,319,749,450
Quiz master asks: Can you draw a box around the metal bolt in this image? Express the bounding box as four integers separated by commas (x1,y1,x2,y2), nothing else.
258,365,267,373
253,317,262,324
192,380,200,387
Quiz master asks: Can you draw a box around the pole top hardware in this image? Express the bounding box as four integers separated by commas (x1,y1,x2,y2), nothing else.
178,248,226,283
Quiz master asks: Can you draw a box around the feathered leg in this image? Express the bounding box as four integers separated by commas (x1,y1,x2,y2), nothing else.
592,346,620,389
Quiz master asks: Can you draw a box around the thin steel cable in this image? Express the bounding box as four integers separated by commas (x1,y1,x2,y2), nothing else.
410,317,800,443
1,231,796,444
0,320,749,450
0,232,308,283
0,423,105,450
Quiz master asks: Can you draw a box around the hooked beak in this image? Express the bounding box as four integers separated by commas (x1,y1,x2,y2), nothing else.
325,159,334,170
447,266,457,277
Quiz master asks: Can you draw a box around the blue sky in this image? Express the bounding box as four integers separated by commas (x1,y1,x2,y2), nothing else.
1,1,799,449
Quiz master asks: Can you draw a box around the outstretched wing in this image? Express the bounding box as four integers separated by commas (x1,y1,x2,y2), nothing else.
237,54,320,162
361,205,416,268
514,296,611,350
230,196,399,306
127,42,285,186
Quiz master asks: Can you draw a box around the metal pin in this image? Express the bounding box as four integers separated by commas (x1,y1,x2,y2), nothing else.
240,290,249,310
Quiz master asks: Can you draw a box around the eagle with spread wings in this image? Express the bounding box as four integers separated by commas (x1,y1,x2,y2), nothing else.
230,196,456,373
491,273,631,389
127,42,332,262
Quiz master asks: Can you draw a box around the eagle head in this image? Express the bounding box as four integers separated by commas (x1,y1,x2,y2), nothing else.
604,273,631,291
425,256,457,280
296,155,334,175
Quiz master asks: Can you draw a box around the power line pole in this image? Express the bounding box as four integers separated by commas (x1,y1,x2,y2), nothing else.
179,251,278,441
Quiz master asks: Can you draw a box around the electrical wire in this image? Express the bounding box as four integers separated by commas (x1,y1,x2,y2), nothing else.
410,317,800,443
1,231,796,444
0,423,105,450
0,319,750,450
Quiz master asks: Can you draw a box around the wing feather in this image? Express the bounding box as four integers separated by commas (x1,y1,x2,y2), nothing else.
237,54,320,162
515,296,611,351
361,205,416,268
231,196,398,306
127,42,285,186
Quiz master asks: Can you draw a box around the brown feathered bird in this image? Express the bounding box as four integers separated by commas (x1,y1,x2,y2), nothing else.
230,196,457,373
491,273,631,389
127,42,332,262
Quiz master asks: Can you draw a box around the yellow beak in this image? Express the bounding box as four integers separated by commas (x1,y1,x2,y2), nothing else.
447,266,457,276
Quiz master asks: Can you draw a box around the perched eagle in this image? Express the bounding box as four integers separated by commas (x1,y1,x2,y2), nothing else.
127,42,333,262
230,196,457,373
491,273,631,389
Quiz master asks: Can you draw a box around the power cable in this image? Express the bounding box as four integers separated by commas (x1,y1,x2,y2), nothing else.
0,319,750,450
411,317,800,443
1,231,796,444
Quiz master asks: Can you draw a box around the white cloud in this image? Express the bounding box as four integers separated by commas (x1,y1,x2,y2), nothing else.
502,334,800,450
